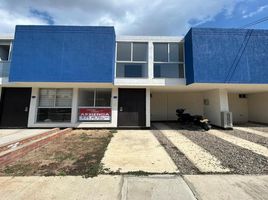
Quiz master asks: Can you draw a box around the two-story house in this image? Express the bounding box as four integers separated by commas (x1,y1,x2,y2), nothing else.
0,26,268,128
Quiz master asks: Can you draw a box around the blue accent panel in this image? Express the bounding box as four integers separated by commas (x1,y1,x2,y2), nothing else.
185,28,268,84
9,25,115,82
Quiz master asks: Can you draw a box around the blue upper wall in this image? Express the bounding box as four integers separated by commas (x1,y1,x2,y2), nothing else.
9,25,115,82
185,28,268,84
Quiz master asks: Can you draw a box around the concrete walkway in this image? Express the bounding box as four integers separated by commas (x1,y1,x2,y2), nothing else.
0,129,51,146
101,130,178,173
0,175,267,200
184,175,268,200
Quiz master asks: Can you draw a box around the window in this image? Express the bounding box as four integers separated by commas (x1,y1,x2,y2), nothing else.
0,44,11,61
78,89,111,107
116,42,148,78
37,89,73,122
95,89,111,107
117,42,131,61
154,43,168,62
153,42,184,78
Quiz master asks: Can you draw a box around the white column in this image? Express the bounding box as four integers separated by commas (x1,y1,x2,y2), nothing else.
28,88,38,127
203,89,229,127
111,88,118,127
71,88,78,124
146,88,151,127
148,41,154,79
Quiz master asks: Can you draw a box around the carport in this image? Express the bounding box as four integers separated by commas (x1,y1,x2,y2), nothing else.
150,88,204,122
229,92,268,125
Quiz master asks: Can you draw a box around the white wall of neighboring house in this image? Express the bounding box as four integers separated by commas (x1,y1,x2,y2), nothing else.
203,89,229,127
228,93,248,123
151,92,203,121
248,92,268,124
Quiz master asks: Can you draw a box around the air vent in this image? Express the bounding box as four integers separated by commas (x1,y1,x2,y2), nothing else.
221,112,233,129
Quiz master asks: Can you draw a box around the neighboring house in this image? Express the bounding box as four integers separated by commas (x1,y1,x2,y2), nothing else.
0,25,267,128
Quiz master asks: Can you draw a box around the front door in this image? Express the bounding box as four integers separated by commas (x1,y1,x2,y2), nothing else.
118,89,146,127
0,88,32,128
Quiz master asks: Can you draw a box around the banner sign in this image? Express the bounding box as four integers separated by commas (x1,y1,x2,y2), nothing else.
79,108,111,121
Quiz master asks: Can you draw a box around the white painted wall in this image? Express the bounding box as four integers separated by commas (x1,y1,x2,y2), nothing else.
203,89,229,127
151,92,203,121
28,87,118,128
228,93,248,123
248,92,268,124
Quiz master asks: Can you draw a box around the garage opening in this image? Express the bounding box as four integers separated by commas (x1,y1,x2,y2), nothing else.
150,91,204,121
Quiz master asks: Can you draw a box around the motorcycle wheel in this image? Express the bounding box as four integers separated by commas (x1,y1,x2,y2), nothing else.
202,123,211,131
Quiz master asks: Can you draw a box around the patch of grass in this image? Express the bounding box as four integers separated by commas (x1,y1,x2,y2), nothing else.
53,152,76,162
58,171,67,176
4,164,33,176
109,129,117,134
80,133,91,141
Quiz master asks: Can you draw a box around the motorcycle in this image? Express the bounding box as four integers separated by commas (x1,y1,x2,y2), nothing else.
176,108,211,131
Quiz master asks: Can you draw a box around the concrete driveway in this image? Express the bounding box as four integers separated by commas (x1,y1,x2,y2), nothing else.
0,129,51,146
101,129,178,173
0,175,267,200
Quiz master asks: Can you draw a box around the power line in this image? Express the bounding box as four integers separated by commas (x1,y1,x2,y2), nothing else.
239,16,268,28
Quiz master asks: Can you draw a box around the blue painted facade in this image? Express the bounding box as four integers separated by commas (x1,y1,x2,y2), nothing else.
9,26,115,83
185,28,268,85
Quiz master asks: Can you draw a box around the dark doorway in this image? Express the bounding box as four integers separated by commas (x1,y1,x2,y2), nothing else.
0,88,32,128
118,89,146,127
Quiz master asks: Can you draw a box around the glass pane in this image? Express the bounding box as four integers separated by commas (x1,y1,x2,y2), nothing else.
154,43,168,62
154,63,180,78
179,43,184,62
179,64,184,78
78,89,94,107
55,89,72,107
116,63,148,78
37,108,71,122
133,43,147,61
95,89,111,107
117,42,131,61
0,45,10,61
170,43,179,62
39,89,56,107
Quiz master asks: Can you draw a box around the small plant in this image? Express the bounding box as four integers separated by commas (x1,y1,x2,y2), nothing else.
58,171,66,176
109,129,117,134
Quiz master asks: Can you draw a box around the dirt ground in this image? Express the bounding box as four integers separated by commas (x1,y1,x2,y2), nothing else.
0,129,113,177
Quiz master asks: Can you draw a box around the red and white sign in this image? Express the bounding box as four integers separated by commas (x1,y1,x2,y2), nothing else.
79,108,111,121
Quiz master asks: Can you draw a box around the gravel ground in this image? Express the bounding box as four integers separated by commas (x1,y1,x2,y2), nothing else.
165,122,268,174
221,128,268,148
152,127,199,174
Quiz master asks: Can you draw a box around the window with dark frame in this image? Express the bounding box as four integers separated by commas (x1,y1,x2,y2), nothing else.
37,89,73,123
153,42,184,78
116,42,148,78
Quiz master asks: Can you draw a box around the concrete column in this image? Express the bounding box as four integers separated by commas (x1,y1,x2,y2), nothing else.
203,89,229,127
71,88,78,124
28,88,38,127
146,88,151,127
111,88,118,127
148,42,154,79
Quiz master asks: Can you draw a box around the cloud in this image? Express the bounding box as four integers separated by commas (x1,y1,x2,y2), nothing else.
243,5,268,18
29,8,55,25
0,0,248,35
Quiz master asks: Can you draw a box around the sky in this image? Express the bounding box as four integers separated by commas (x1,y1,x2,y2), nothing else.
0,0,268,36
